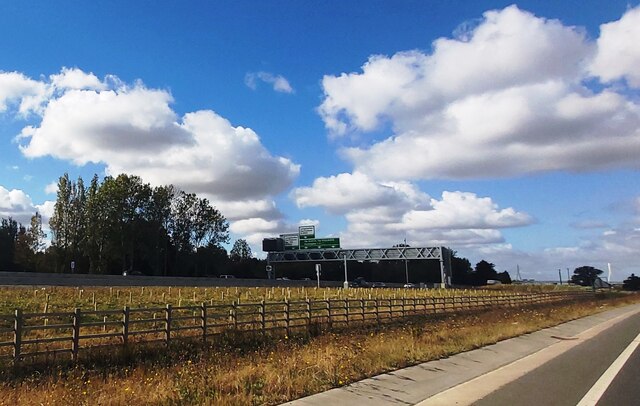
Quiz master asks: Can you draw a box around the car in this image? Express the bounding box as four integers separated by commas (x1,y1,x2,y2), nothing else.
349,277,371,288
219,274,235,279
372,282,386,288
403,283,417,288
276,277,290,280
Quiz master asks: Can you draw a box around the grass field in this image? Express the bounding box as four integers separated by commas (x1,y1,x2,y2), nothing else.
0,284,577,315
1,285,636,405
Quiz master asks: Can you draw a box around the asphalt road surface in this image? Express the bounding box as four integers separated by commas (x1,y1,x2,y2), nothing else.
470,311,640,406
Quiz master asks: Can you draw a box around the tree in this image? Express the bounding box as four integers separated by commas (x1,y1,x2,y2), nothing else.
230,239,252,261
450,250,473,285
570,266,604,286
473,260,498,285
46,172,231,276
0,218,19,270
27,212,47,253
49,174,88,272
623,274,640,291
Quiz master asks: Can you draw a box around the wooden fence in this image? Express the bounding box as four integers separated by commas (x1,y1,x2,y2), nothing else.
0,290,591,365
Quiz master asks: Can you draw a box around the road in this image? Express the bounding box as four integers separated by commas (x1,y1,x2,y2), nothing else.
470,310,640,406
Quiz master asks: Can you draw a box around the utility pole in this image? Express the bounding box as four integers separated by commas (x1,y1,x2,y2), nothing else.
558,269,562,285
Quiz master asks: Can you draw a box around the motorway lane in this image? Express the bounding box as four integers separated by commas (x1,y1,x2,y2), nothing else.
473,311,640,406
597,343,640,406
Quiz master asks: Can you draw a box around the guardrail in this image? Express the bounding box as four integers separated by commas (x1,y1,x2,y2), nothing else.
0,291,591,365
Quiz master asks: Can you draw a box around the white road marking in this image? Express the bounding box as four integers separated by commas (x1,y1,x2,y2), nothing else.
576,332,640,406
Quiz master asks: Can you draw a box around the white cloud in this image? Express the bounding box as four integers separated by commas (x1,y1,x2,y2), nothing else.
399,191,533,230
319,5,640,181
245,71,294,94
590,6,640,87
0,71,49,116
44,182,58,195
3,68,300,241
293,172,430,214
49,67,106,91
0,185,53,225
293,172,531,249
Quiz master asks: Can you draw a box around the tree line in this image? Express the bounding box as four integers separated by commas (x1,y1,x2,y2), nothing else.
0,173,265,277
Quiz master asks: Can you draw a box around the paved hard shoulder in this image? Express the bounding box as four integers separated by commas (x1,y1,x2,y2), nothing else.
282,303,640,406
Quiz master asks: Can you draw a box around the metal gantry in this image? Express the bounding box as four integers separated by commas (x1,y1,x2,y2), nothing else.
267,246,444,262
267,246,452,287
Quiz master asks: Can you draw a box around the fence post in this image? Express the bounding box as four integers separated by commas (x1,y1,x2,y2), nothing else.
360,299,365,322
201,302,207,343
230,301,237,330
306,298,311,328
375,299,380,326
327,300,333,329
122,306,130,348
260,300,266,332
13,309,22,365
345,299,349,326
284,299,290,336
72,308,81,362
165,304,172,345
401,298,406,318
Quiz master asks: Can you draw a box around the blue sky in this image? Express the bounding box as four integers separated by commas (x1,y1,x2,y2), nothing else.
1,1,640,281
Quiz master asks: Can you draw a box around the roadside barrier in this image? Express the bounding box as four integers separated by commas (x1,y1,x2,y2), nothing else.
0,290,592,365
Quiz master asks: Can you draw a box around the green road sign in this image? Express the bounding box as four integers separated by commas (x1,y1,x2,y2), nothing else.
299,238,340,249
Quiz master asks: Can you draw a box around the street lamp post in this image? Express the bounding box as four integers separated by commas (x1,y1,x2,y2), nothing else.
343,254,349,289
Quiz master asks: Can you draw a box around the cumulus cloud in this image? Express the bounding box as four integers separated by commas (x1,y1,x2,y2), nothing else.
49,67,106,91
319,5,640,181
292,172,531,248
1,68,300,240
399,191,533,230
0,71,49,116
590,6,640,87
293,172,430,214
245,71,294,94
0,185,53,225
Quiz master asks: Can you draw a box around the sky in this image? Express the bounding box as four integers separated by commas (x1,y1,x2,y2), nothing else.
1,1,640,282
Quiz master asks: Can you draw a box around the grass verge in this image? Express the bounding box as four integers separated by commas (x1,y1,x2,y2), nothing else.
1,292,638,405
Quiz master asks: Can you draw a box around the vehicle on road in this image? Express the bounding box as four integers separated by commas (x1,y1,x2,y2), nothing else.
372,282,386,288
349,277,371,288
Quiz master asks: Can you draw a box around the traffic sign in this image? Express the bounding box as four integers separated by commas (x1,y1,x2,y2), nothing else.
280,233,299,250
298,225,316,239
299,237,340,249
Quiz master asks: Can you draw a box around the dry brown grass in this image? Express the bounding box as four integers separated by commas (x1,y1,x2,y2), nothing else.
1,292,637,406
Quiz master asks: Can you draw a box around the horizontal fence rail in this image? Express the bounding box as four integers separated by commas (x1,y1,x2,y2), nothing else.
0,291,592,365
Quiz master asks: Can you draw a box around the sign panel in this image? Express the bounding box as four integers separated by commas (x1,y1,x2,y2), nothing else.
298,225,316,239
280,233,299,250
299,237,341,249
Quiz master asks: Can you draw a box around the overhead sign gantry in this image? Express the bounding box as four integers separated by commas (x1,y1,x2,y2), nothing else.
263,239,452,287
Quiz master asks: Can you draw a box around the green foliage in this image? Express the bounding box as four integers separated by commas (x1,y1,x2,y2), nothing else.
570,266,604,286
0,218,18,270
230,239,252,261
450,250,473,285
623,274,640,291
3,172,231,277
